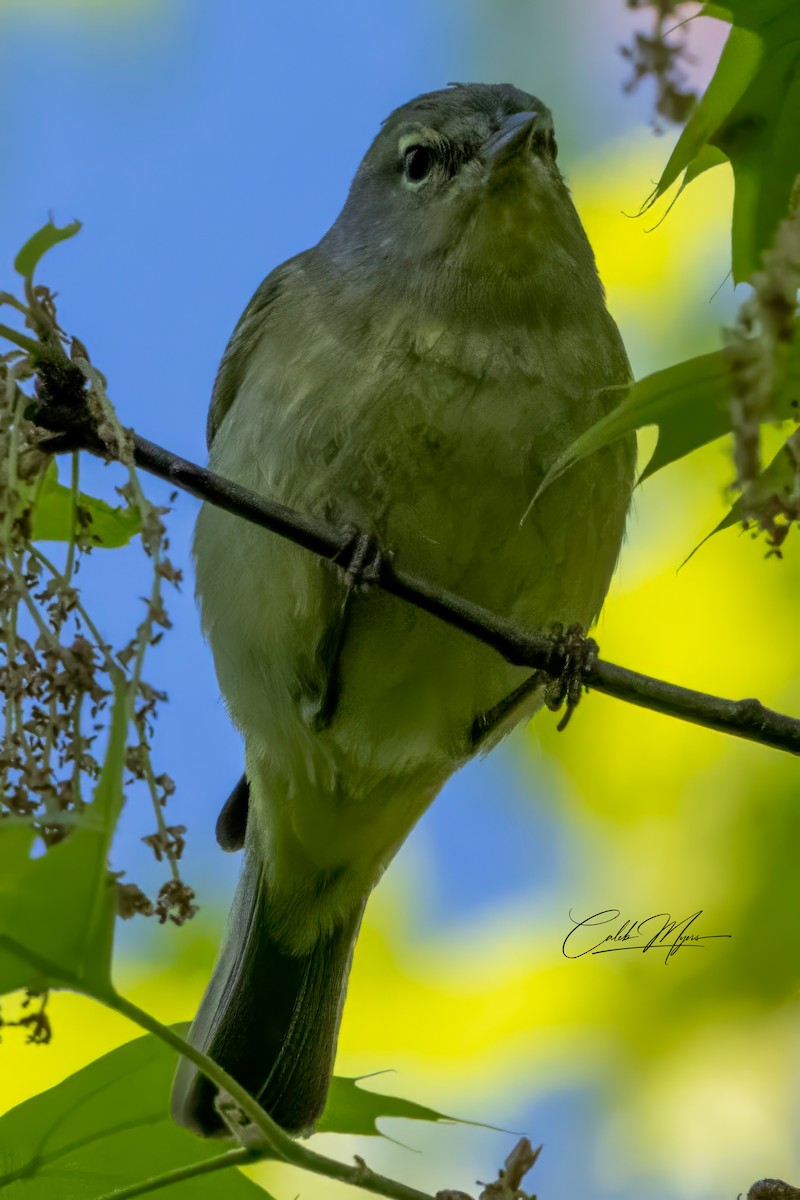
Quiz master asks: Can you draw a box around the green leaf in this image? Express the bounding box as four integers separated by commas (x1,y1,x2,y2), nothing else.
0,1029,269,1198
533,331,800,501
700,432,800,546
703,0,800,25
720,30,800,280
31,462,142,548
636,353,733,483
681,143,730,191
533,352,727,500
649,25,761,202
0,678,129,997
645,2,800,280
644,144,730,234
318,1074,493,1138
13,220,82,280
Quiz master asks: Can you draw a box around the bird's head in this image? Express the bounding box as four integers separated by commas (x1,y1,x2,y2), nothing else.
322,82,605,325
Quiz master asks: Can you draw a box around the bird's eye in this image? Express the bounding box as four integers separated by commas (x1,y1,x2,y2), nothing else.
403,144,434,183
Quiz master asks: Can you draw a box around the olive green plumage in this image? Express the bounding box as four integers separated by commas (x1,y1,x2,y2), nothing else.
172,82,634,1138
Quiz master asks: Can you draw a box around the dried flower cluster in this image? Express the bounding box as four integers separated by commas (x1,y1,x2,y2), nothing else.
725,187,800,553
0,281,197,928
620,0,698,130
434,1138,541,1200
0,989,51,1046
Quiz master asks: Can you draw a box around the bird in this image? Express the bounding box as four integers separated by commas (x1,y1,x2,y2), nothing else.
171,81,635,1139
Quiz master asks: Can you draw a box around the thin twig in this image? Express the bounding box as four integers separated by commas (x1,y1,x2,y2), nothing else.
4,310,799,757
64,450,79,583
119,432,800,757
0,936,438,1200
92,1148,258,1200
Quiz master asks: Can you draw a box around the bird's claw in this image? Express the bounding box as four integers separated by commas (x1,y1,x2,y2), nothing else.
543,622,598,731
335,526,393,593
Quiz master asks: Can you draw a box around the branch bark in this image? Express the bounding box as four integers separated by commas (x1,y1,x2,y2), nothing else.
7,316,800,758
121,431,800,757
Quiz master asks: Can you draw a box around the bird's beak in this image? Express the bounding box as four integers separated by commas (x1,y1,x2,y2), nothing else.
484,110,556,168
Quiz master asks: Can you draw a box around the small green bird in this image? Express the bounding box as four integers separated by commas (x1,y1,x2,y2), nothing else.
172,82,634,1138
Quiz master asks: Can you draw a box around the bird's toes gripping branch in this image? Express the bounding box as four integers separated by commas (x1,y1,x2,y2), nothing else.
334,526,394,593
543,621,599,732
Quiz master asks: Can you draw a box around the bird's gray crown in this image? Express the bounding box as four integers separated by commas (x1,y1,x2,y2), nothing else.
382,81,551,133
319,82,602,327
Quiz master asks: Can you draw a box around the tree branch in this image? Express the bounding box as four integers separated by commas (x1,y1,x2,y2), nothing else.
117,431,800,757
6,309,799,758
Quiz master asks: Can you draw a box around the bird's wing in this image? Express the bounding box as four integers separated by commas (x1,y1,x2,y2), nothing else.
206,252,310,450
205,253,361,850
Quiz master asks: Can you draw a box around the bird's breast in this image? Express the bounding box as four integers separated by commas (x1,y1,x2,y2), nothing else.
197,302,632,856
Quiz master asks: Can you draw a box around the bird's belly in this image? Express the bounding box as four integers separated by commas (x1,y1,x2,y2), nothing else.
324,399,616,768
195,341,631,904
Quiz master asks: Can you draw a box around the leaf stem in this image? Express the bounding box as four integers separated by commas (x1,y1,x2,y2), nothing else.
28,545,120,679
0,937,437,1200
93,1148,259,1200
105,990,436,1200
64,450,79,583
0,321,41,356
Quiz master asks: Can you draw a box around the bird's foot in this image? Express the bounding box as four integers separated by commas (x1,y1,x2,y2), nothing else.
305,526,394,734
543,622,598,732
334,526,394,593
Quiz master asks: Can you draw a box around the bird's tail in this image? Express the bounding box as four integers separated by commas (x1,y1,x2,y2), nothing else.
171,848,365,1137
